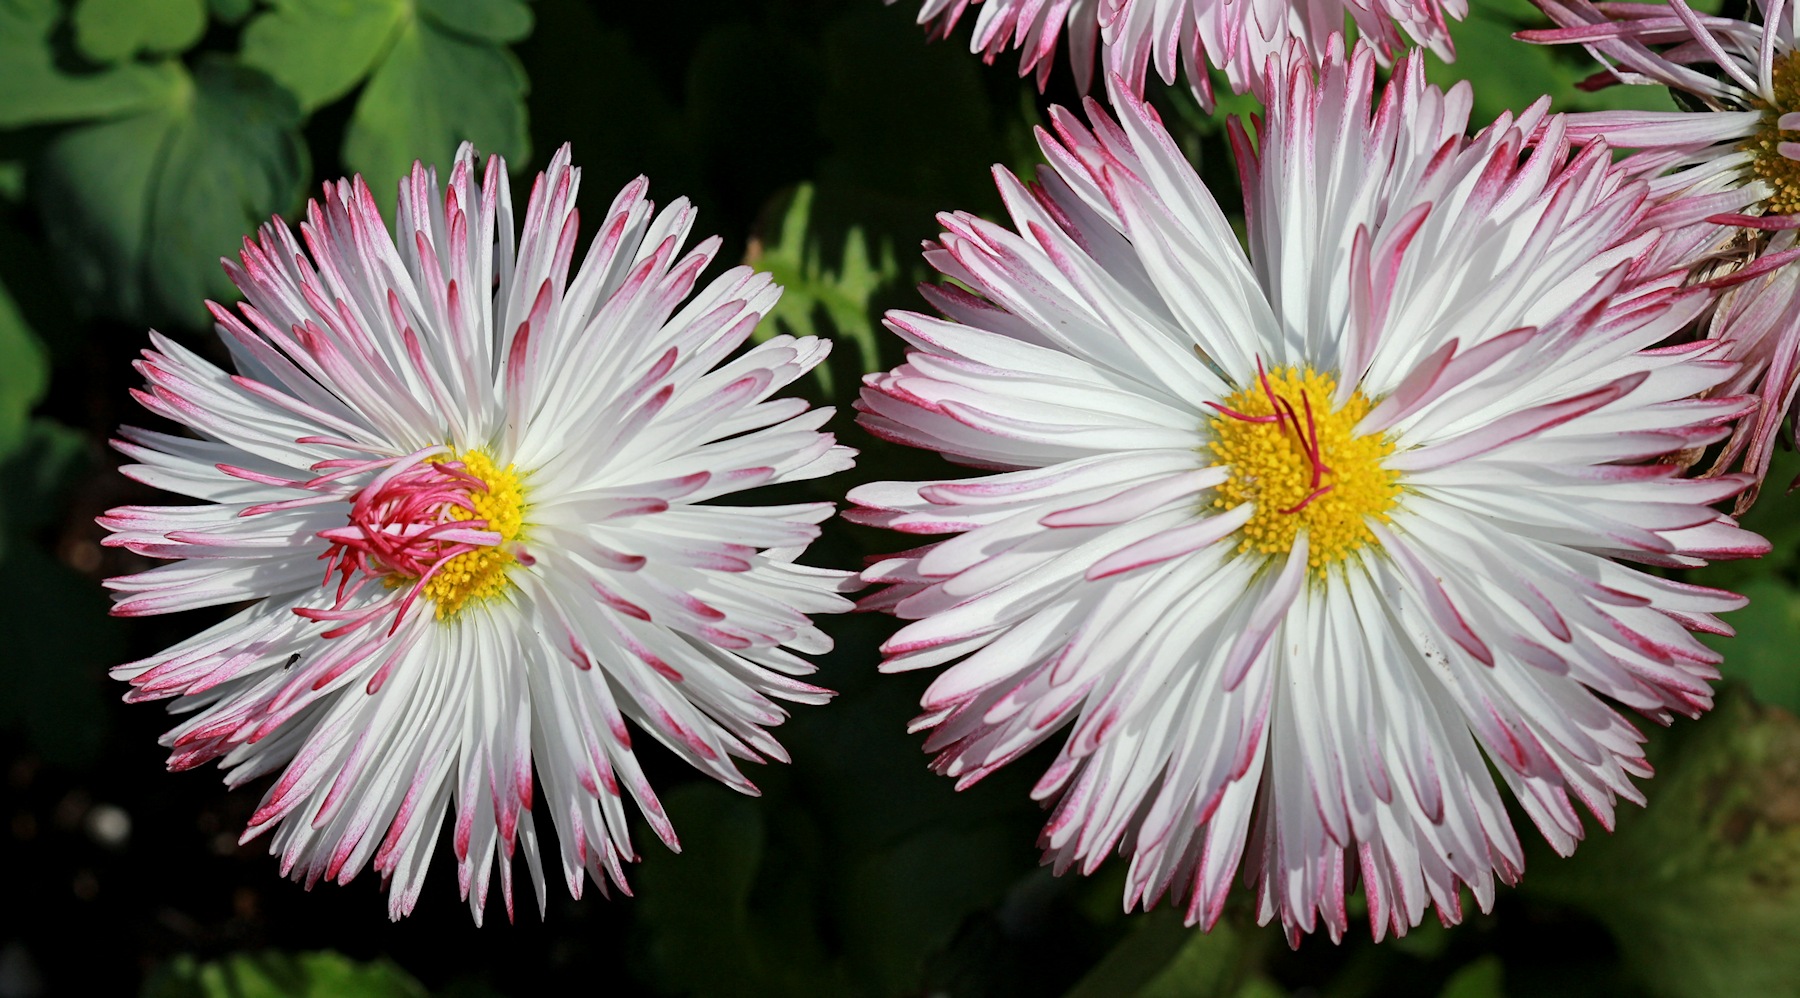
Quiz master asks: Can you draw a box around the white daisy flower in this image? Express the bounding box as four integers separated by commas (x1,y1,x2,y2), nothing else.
1522,0,1800,504
101,144,857,922
1523,0,1800,214
1697,228,1800,511
848,40,1766,942
887,0,1463,108
893,0,1103,91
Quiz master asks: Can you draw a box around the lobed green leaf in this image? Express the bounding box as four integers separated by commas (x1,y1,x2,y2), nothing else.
340,6,531,217
71,0,206,64
240,0,412,111
35,57,307,327
0,0,186,128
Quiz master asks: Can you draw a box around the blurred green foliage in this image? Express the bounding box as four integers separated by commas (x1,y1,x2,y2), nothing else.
0,1,1795,997
1425,0,1665,120
71,0,207,63
0,0,188,128
1520,690,1800,998
751,182,896,395
0,274,49,460
1065,911,1268,998
37,58,307,326
0,420,120,766
144,951,430,998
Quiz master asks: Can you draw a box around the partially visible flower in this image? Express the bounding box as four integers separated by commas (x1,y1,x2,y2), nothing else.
851,39,1764,943
102,144,857,921
1522,0,1800,215
892,0,1104,91
1700,229,1800,509
887,0,1463,106
1521,0,1800,502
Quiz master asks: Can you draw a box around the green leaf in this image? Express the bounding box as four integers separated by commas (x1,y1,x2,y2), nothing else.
1689,449,1800,715
840,824,1022,993
750,183,899,397
420,0,532,43
1698,578,1800,715
1438,956,1506,998
1426,0,1679,122
1066,911,1262,998
1233,980,1287,998
1384,916,1454,960
1138,919,1258,998
341,7,530,217
143,951,429,998
35,57,307,327
208,0,253,24
634,784,768,994
0,418,86,537
241,0,532,208
0,272,48,463
1520,690,1800,998
145,61,308,311
36,108,162,321
634,782,849,996
0,539,118,767
71,0,206,63
767,611,1054,995
0,420,119,767
240,0,411,111
1689,447,1800,588
0,0,186,128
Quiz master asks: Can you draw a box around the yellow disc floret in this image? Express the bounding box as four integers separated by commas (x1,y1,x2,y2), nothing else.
421,449,527,618
1205,366,1400,575
1745,49,1800,214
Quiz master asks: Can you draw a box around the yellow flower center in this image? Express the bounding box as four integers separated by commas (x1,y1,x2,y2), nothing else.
1745,49,1800,214
419,449,527,619
1205,366,1400,575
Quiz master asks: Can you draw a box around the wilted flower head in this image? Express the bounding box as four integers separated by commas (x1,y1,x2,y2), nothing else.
850,39,1765,942
102,144,856,921
889,0,1463,106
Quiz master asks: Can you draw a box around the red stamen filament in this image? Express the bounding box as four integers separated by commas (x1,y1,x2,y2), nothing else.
1216,360,1335,515
1299,391,1333,487
1204,401,1281,423
1280,484,1335,515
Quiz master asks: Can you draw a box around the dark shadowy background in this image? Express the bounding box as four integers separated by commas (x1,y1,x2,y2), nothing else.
3,1,1798,995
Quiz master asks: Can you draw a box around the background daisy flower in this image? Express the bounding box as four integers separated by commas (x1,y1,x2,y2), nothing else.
890,0,1105,91
888,0,1464,106
1522,0,1800,214
1523,0,1800,513
1695,229,1800,511
100,144,857,922
850,39,1766,942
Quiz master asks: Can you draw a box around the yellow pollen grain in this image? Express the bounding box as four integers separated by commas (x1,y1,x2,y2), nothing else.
423,449,527,619
1744,50,1800,214
1206,366,1400,576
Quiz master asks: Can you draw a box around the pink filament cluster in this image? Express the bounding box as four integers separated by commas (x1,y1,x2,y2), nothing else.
261,446,504,639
